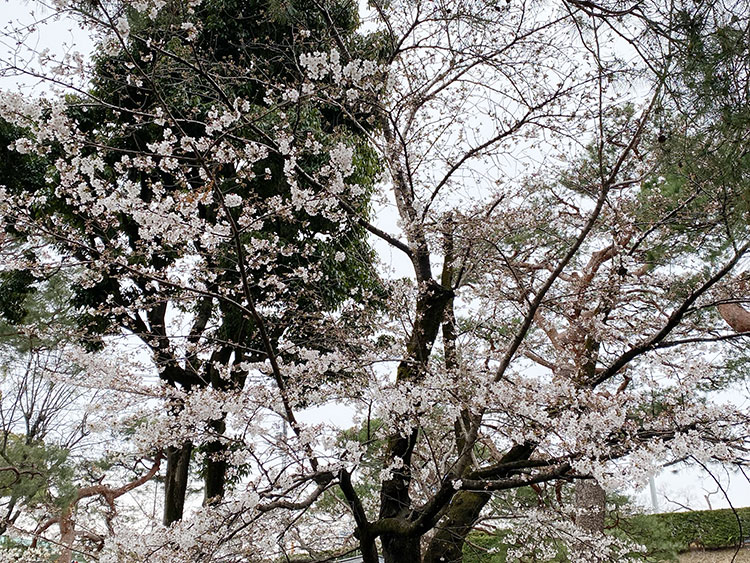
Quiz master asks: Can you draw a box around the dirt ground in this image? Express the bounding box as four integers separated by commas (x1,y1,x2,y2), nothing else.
679,547,750,562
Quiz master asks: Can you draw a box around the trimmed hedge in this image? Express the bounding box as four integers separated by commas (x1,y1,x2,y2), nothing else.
464,506,750,562
630,506,750,551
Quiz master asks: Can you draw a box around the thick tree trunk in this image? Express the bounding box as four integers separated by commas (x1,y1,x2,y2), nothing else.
573,479,607,561
381,534,421,563
163,441,193,525
423,490,491,563
204,418,227,504
422,443,536,562
379,429,422,563
575,480,606,532
422,229,485,563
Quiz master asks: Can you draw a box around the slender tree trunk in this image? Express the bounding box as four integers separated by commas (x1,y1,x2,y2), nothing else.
574,334,606,545
163,441,193,525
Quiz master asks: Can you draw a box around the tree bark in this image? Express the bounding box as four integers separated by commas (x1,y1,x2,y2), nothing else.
574,479,606,532
204,418,227,505
359,536,381,563
573,479,607,562
381,533,422,563
423,490,491,563
422,443,535,562
202,337,247,505
55,507,74,563
379,281,453,562
379,428,421,563
717,302,750,332
0,495,18,535
163,441,193,525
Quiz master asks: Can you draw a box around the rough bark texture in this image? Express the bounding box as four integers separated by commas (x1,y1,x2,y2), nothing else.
718,303,750,333
575,479,606,532
163,441,193,525
572,479,607,562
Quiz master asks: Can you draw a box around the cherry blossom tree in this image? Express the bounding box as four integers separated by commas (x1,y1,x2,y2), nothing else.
0,0,748,561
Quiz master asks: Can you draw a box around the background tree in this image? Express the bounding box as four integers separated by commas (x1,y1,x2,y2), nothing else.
0,250,84,538
0,261,159,560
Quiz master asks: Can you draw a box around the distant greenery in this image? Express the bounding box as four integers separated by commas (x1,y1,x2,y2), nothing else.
631,507,750,551
0,535,89,562
463,533,511,563
463,507,750,562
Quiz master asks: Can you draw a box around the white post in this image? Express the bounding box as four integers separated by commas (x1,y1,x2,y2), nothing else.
649,475,659,513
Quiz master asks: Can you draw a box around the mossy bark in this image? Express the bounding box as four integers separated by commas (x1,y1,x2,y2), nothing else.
423,490,492,563
422,443,536,562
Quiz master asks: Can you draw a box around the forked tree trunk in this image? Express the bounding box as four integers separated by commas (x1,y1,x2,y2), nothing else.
422,443,535,561
163,441,193,525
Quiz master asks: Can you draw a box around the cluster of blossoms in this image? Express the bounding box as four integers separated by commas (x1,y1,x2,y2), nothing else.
299,49,382,85
503,506,647,562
